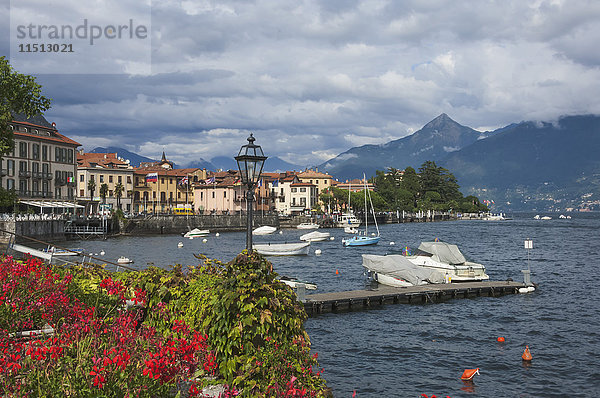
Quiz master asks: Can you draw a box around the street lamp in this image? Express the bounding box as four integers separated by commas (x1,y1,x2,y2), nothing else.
235,133,267,251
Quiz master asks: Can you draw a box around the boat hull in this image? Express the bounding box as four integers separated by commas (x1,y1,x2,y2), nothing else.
343,236,380,247
253,242,310,256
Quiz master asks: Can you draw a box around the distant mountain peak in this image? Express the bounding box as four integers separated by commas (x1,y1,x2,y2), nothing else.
423,113,459,129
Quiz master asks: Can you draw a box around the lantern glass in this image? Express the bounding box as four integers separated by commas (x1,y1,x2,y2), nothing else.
235,134,267,186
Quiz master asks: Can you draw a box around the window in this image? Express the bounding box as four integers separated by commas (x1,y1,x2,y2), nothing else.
212,191,215,198
42,181,48,194
300,187,306,192
109,190,113,197
127,176,131,184
161,178,164,184
42,145,48,161
200,192,203,200
7,160,14,176
100,175,104,183
118,176,122,184
42,163,49,175
169,178,173,184
80,174,84,182
32,163,40,173
55,187,61,198
7,179,15,190
67,149,73,164
32,144,40,160
19,142,27,157
224,191,227,198
80,189,84,197
291,188,297,192
20,179,28,194
109,175,113,183
19,161,27,172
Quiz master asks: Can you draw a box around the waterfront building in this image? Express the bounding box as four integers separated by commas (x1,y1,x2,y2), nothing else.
1,114,80,211
76,152,134,214
132,152,206,214
289,181,318,214
271,172,300,215
193,170,245,214
297,168,333,211
333,178,375,192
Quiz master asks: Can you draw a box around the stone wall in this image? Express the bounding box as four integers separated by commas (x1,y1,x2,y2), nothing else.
0,220,66,243
120,214,279,235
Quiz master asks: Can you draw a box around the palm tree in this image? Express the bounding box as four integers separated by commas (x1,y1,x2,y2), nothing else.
99,183,109,205
114,182,124,210
87,178,96,216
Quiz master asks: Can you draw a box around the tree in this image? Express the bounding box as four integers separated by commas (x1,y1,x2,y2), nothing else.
0,57,52,157
114,182,124,209
87,178,96,199
399,167,420,209
99,183,109,204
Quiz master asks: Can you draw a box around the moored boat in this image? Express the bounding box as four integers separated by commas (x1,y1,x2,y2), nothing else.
296,222,319,230
252,225,277,235
300,231,331,242
117,256,134,264
253,242,310,256
183,228,210,238
362,254,445,287
405,241,489,282
42,246,83,256
279,276,317,290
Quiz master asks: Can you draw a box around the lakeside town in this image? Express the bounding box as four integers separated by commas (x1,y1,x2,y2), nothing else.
2,113,490,220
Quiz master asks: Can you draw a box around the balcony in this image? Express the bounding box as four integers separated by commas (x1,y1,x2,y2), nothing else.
1,169,7,177
18,171,31,178
43,172,53,180
55,178,66,186
32,172,43,179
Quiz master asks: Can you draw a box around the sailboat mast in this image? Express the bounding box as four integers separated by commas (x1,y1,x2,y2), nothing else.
363,173,368,234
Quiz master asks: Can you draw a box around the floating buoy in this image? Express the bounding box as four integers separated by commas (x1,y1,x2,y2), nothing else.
279,231,283,234
315,249,322,255
522,346,532,361
336,269,339,275
329,236,335,240
390,241,395,245
189,236,194,240
460,368,480,381
202,238,208,243
177,242,183,248
215,232,220,237
100,250,105,256
497,336,505,343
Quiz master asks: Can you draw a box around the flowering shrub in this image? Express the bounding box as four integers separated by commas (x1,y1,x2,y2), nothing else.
0,256,218,397
0,253,330,397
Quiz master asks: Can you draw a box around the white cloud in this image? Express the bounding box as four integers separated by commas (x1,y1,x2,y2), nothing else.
6,0,599,168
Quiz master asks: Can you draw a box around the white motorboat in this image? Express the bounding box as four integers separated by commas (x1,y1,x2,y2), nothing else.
42,246,83,256
296,223,319,230
117,256,134,264
279,276,317,290
344,226,358,234
405,241,489,282
300,231,331,242
541,216,552,220
336,212,361,228
252,226,277,235
483,213,507,221
183,228,210,238
253,242,310,256
362,254,445,287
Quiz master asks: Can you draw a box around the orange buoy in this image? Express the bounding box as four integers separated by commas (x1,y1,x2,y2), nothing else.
336,269,339,275
497,336,505,343
522,345,532,361
460,368,480,381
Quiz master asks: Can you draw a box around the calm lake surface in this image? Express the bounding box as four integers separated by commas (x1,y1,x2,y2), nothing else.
63,213,600,397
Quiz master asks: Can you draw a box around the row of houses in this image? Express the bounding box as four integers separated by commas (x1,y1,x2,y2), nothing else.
1,114,370,216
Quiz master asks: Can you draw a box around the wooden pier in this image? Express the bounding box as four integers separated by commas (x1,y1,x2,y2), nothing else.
303,281,528,315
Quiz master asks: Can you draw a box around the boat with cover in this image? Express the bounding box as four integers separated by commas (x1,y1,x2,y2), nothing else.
117,256,134,264
300,231,331,242
296,222,319,230
252,225,277,235
405,241,489,282
363,254,445,287
183,228,210,238
342,174,380,247
253,241,310,256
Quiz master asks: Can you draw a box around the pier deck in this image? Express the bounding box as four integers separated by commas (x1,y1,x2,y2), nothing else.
303,281,527,315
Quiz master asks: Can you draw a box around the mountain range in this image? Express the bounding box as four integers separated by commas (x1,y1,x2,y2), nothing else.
89,147,302,173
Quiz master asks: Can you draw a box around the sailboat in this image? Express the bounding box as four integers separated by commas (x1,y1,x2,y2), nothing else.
342,174,380,247
336,180,361,229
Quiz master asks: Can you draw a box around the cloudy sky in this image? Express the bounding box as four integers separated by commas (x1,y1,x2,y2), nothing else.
2,0,600,168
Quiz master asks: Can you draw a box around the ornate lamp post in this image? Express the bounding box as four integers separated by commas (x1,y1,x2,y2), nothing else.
235,134,267,251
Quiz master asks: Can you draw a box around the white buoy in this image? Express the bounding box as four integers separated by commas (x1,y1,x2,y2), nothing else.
202,238,208,243
100,250,105,256
371,233,376,236
329,236,335,241
177,242,183,248
189,236,194,240
389,242,395,245
315,249,322,255
279,230,283,234
215,232,220,237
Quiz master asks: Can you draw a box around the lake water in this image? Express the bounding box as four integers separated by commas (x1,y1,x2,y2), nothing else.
62,213,600,397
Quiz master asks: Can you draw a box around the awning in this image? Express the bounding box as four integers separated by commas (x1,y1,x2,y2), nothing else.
19,200,85,209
